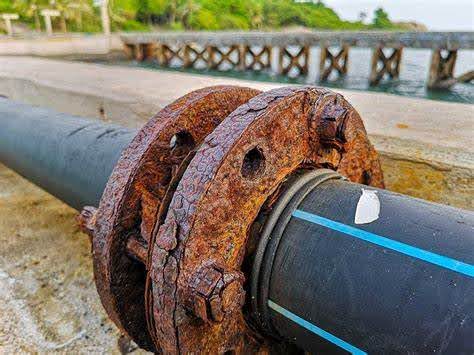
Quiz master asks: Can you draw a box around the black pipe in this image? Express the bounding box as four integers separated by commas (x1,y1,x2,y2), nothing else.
252,170,474,354
0,99,136,210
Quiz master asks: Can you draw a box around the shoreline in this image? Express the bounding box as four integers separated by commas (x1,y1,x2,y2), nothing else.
110,58,474,104
1,33,473,104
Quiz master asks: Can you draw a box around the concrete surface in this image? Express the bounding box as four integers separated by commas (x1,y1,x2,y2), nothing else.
0,56,472,352
0,34,123,56
121,30,474,49
0,165,148,354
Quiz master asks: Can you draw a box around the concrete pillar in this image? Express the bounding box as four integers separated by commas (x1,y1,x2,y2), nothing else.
44,16,52,35
369,46,403,86
4,18,13,36
1,14,19,36
40,10,60,36
93,0,111,35
427,48,458,89
319,44,350,81
100,0,111,36
44,15,52,35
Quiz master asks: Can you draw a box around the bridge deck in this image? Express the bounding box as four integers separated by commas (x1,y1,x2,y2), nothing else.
121,31,474,50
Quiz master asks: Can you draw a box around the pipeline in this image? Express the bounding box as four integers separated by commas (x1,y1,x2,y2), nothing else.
0,99,135,209
0,90,472,354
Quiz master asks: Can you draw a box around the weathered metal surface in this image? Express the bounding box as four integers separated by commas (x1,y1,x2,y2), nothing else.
122,31,474,50
79,86,260,351
148,86,383,353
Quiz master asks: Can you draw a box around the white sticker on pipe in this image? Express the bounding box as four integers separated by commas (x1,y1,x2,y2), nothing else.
354,189,380,224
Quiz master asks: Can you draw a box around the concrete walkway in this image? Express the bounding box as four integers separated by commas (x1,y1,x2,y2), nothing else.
0,163,148,353
0,34,122,56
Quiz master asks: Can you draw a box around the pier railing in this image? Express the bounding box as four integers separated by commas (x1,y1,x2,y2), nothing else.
121,31,474,89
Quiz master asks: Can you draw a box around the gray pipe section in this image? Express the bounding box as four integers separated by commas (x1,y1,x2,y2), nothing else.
0,99,136,210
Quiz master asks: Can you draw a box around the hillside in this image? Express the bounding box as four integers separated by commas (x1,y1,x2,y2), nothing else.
2,0,411,33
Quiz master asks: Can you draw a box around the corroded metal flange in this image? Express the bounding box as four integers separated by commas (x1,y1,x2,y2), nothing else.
79,86,260,351
79,85,383,353
148,86,383,353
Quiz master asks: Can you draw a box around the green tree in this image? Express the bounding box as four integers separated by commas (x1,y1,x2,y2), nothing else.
136,0,168,25
13,0,46,31
187,0,255,30
372,7,393,29
7,0,405,33
58,0,95,32
176,0,200,28
110,0,148,31
0,0,15,12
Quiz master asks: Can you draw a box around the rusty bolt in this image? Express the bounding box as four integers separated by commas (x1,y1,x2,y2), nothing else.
214,278,245,319
77,206,97,240
186,263,245,323
318,99,347,145
155,217,178,251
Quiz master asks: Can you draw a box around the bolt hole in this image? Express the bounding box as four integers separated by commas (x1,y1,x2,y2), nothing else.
169,130,195,154
362,170,372,185
241,147,265,179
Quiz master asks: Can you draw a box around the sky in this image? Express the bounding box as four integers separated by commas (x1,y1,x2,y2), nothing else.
323,0,474,31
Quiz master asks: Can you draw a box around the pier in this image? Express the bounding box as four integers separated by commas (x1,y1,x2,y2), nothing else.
122,31,474,89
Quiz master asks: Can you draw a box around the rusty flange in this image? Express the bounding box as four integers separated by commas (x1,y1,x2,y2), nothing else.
79,86,260,351
148,86,383,353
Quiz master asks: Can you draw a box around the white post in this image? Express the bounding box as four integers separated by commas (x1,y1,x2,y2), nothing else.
1,14,19,36
44,14,52,35
101,0,111,36
41,9,60,36
93,0,111,51
94,0,110,35
5,18,12,35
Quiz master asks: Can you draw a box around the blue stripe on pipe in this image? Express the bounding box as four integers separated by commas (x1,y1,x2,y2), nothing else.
293,209,474,278
268,300,367,355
